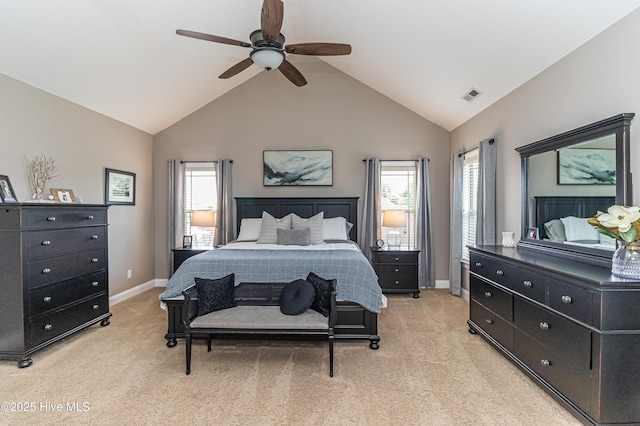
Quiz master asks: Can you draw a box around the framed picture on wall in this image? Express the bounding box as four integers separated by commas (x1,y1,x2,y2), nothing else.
0,175,18,203
105,168,136,205
557,148,616,185
263,150,333,186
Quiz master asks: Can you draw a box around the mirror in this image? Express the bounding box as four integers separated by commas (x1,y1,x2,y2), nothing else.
516,113,634,263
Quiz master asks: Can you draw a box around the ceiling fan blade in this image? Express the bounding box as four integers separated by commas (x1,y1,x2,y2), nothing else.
261,0,284,42
278,59,307,87
285,43,352,56
219,58,254,79
176,29,251,48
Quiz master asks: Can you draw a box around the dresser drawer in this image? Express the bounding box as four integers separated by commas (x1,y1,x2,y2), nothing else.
514,269,547,304
470,276,513,321
25,208,107,230
470,300,513,351
514,297,591,370
25,226,106,260
514,329,591,413
374,252,418,264
548,279,593,325
29,272,107,316
26,248,106,288
377,265,417,288
469,252,515,289
29,294,109,347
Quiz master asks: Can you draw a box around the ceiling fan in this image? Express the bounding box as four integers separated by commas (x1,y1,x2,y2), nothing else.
176,0,351,87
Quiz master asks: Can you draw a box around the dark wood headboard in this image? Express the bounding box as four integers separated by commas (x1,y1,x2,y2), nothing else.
235,197,358,241
535,196,614,239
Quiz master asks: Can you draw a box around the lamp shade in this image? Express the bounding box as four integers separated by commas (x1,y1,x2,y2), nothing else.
191,210,216,227
383,210,406,228
250,49,284,70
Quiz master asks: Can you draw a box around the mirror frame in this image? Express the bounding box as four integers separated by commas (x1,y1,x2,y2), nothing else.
515,113,634,265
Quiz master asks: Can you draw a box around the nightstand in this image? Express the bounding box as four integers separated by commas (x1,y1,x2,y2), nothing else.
371,248,420,298
171,248,210,276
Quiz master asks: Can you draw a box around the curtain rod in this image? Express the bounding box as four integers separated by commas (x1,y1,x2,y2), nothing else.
457,138,494,157
362,158,429,162
180,160,233,163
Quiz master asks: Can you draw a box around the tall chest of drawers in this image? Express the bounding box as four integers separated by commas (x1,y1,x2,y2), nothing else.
468,246,640,425
0,203,111,367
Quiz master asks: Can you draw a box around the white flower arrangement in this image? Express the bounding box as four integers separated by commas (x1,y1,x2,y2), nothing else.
588,205,640,243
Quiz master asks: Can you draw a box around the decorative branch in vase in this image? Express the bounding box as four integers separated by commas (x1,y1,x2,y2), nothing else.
26,154,60,201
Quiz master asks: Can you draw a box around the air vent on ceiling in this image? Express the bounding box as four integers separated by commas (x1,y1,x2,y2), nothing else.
462,88,482,102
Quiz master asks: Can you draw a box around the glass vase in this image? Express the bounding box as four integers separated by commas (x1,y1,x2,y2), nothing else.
611,241,640,279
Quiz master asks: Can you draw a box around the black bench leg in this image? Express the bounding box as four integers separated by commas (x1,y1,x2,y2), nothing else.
207,334,212,352
329,333,334,377
186,332,192,375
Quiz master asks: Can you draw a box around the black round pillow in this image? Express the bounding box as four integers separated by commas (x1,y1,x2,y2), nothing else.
279,279,315,315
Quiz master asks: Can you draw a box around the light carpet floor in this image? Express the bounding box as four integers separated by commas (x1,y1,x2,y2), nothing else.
0,288,581,426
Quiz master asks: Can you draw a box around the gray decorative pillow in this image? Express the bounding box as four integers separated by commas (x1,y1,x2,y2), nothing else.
257,212,292,244
544,219,567,242
292,212,324,244
277,228,311,246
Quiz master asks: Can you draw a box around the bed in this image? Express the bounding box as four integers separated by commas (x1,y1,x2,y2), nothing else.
161,197,382,349
534,196,616,250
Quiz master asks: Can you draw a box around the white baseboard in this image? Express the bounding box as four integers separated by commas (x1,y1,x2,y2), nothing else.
155,279,168,288
109,279,159,306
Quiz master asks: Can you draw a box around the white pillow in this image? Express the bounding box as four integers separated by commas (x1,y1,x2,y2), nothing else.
257,212,292,244
322,217,350,240
560,216,599,241
292,212,324,244
236,218,262,241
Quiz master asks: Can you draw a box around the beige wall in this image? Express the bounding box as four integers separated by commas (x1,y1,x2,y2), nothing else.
451,9,640,289
153,58,450,280
0,73,154,296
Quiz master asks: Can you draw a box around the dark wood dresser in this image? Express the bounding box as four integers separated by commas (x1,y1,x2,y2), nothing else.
0,203,111,368
468,245,640,425
371,248,420,298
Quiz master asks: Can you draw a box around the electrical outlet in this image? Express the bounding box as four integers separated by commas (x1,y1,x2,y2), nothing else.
127,269,132,279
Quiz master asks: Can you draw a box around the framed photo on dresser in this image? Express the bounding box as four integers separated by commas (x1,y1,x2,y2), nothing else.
0,175,17,203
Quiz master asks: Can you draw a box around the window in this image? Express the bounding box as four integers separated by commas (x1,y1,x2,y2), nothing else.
380,161,417,249
183,162,217,248
462,150,479,261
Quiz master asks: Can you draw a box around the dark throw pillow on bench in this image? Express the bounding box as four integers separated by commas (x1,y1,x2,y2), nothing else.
306,272,333,317
195,274,236,316
279,279,316,315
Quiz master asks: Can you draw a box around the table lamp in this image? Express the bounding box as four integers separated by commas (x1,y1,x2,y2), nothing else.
190,210,216,247
383,210,406,250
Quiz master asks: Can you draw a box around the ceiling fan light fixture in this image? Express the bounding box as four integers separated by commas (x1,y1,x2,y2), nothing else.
250,49,284,71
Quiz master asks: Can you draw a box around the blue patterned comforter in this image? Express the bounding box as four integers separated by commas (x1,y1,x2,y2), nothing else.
160,245,382,313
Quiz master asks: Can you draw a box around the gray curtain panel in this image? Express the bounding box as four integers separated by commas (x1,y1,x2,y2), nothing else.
359,158,381,260
215,159,234,246
476,138,497,245
449,153,463,296
416,158,435,288
167,159,185,275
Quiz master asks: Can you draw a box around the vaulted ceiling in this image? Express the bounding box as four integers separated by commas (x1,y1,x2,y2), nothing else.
1,1,639,135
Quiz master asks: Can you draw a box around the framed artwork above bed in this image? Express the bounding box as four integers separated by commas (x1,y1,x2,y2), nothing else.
263,150,333,186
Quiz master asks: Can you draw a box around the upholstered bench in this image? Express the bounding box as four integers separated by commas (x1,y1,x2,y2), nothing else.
182,281,337,376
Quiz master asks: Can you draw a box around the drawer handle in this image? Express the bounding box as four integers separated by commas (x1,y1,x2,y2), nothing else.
394,257,400,262
44,324,53,331
91,281,99,287
523,280,532,288
41,240,51,246
42,268,51,274
484,291,492,298
561,295,572,304
91,235,99,240
47,216,56,222
475,262,482,267
394,280,399,285
496,270,504,276
540,359,551,367
92,304,99,310
394,268,399,273
485,319,494,324
86,215,94,220
91,258,99,263
539,322,549,330
43,296,52,303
